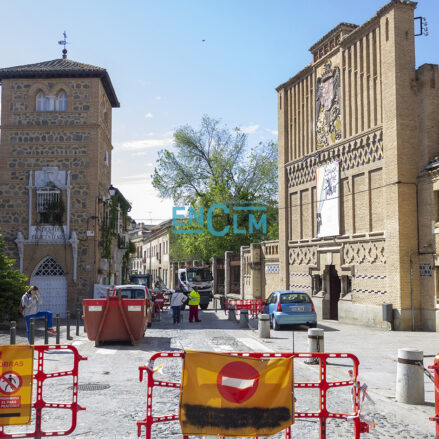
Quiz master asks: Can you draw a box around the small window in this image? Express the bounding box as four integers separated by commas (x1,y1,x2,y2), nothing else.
36,91,67,112
56,91,67,111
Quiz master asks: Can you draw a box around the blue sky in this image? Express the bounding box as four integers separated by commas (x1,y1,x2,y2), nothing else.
1,0,438,223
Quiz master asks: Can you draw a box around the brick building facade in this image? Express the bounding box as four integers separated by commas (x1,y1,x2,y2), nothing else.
277,0,439,330
0,54,126,316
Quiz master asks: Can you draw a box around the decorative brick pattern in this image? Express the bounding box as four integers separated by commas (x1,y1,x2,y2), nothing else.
343,241,386,265
289,246,317,265
287,129,383,188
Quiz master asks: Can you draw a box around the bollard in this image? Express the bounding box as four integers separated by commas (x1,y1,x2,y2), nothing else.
305,328,324,365
239,308,249,328
10,321,16,345
56,314,61,344
396,348,424,404
30,318,35,345
76,308,80,336
44,315,49,344
67,311,73,340
258,314,270,339
228,305,236,322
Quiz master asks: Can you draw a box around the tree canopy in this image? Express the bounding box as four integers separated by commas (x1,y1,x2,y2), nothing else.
0,235,28,322
152,116,278,260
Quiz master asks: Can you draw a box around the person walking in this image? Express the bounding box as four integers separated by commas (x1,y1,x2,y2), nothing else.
170,289,187,324
21,286,56,342
188,286,201,323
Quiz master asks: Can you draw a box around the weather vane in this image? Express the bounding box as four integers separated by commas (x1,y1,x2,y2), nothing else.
58,31,68,59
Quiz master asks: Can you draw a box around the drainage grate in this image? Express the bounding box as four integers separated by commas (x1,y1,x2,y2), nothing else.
72,383,110,391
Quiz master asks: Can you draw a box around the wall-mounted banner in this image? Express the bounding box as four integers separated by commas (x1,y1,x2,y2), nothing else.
316,161,340,237
0,345,34,426
179,351,294,437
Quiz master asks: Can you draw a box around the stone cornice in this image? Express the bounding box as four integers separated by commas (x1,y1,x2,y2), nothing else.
275,64,312,92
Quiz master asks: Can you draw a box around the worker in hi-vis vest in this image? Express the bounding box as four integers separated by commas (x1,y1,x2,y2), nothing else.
188,286,201,323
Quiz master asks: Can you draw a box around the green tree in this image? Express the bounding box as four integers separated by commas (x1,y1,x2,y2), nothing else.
153,116,278,260
0,235,28,322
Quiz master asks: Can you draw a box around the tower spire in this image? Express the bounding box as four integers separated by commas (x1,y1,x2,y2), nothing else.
58,31,68,59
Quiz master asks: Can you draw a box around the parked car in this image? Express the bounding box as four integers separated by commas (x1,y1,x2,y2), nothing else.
111,285,153,328
262,290,317,330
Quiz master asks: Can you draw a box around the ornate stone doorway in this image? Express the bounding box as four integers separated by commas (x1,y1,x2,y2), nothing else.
329,265,341,320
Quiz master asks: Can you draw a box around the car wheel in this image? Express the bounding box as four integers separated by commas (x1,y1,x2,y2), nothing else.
309,322,317,328
273,317,281,331
200,304,208,310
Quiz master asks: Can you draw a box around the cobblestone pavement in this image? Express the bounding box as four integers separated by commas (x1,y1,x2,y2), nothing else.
0,309,435,438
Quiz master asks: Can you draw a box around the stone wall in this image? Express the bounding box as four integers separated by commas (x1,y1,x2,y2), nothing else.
0,74,115,311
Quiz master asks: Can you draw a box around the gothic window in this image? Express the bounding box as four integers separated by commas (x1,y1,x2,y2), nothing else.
36,91,67,111
34,257,65,276
56,91,67,111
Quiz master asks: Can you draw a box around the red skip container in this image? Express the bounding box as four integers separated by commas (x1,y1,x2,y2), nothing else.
83,292,148,346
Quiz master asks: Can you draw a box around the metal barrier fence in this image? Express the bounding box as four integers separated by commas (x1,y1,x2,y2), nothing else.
225,299,265,318
137,351,370,439
0,344,87,438
429,354,439,438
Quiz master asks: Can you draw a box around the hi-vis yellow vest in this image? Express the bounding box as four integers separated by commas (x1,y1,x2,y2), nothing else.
188,290,200,306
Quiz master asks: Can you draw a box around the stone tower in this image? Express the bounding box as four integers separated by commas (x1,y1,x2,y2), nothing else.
0,54,120,316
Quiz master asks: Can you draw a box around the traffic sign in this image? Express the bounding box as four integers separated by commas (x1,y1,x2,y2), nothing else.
0,371,22,394
217,361,259,404
0,345,34,426
179,350,294,437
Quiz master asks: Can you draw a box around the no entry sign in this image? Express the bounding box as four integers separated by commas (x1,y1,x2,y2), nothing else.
0,345,34,426
217,361,259,404
180,350,294,437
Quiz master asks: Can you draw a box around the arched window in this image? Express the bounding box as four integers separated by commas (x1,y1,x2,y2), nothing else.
36,91,49,111
36,90,67,111
56,91,67,111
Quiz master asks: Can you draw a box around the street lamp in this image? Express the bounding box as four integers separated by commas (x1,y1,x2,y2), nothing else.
108,184,116,197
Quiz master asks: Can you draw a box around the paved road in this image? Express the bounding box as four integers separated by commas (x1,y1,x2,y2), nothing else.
0,308,435,438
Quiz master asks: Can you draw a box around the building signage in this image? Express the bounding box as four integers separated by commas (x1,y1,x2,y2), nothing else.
179,351,293,437
316,161,340,237
0,345,34,426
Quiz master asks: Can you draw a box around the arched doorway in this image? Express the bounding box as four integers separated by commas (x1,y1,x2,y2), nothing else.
30,257,68,317
329,265,341,320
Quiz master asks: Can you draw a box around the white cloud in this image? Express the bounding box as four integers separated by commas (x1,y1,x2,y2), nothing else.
241,124,259,134
154,96,162,101
145,112,153,119
116,137,173,151
266,128,278,136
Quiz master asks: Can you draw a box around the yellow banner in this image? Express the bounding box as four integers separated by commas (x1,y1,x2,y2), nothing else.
0,345,34,426
179,351,294,437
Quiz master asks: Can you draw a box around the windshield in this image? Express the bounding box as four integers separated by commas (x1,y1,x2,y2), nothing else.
186,269,213,282
132,277,149,286
280,293,311,304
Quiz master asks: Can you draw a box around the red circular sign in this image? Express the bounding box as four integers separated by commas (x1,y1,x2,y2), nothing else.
217,361,259,404
0,371,22,395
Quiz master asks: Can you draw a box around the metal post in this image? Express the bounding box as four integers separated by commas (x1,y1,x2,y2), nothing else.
76,308,80,336
67,311,73,340
10,321,16,345
44,315,49,344
239,308,249,328
428,354,439,438
305,328,324,365
227,305,236,322
30,318,35,345
56,314,61,344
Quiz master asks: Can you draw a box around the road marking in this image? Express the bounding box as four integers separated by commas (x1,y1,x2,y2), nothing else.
236,337,271,352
